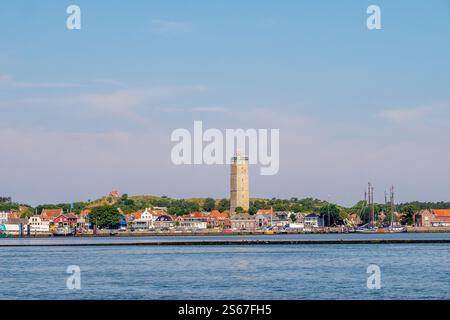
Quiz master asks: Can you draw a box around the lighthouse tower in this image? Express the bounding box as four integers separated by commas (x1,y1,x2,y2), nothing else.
230,154,249,214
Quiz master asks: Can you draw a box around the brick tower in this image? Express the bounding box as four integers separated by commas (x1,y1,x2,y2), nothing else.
230,155,249,214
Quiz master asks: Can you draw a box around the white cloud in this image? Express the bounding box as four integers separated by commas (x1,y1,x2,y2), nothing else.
377,102,450,125
0,84,208,124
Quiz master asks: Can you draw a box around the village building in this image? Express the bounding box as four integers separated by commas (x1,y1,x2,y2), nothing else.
207,210,230,228
77,209,91,229
254,211,291,230
255,213,272,230
273,212,291,228
177,212,208,230
416,209,450,227
41,208,64,221
345,212,362,227
153,214,175,230
109,190,120,198
304,213,321,228
128,208,167,230
28,215,50,233
0,211,10,224
1,215,28,234
230,213,256,231
53,213,78,227
256,209,273,215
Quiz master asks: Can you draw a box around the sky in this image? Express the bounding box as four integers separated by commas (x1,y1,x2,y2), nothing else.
0,0,449,206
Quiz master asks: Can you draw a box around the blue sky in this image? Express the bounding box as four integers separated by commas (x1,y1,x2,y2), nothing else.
1,0,449,206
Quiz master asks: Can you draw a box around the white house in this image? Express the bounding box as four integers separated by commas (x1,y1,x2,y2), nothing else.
177,212,208,230
28,215,50,233
0,211,9,224
304,213,320,228
130,208,167,229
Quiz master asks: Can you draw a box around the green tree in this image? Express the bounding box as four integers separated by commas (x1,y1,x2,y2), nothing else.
248,206,258,215
20,207,35,219
401,204,417,225
291,204,303,213
89,205,121,229
235,207,244,214
217,199,230,212
203,198,216,212
0,197,12,203
319,203,342,226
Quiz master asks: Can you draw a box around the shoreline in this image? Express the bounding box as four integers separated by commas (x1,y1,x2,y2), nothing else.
4,226,450,238
1,239,450,247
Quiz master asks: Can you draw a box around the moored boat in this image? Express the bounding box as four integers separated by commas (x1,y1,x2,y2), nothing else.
52,227,74,236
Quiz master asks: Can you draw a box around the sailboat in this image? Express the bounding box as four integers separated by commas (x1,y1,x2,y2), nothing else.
378,185,406,233
355,183,378,233
355,184,406,233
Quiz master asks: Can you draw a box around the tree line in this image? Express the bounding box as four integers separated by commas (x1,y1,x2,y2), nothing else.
2,195,450,226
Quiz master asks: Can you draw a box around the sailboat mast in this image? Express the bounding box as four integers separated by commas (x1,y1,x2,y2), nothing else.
390,185,395,227
368,182,375,227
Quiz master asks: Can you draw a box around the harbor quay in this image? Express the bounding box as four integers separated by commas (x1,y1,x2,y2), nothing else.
2,225,450,239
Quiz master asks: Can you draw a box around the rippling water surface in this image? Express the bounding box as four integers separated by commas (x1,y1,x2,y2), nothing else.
1,233,449,299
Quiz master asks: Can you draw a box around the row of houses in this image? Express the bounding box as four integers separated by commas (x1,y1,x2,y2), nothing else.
126,209,230,231
0,208,321,234
1,208,87,234
230,210,321,231
2,207,449,235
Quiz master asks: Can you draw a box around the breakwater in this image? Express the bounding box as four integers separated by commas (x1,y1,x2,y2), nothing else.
2,239,450,247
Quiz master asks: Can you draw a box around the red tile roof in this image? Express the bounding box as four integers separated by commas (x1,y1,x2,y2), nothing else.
208,211,228,219
149,209,166,216
131,210,144,220
109,190,120,198
257,209,273,214
181,212,206,219
65,213,78,219
433,209,450,217
79,209,91,218
41,208,63,219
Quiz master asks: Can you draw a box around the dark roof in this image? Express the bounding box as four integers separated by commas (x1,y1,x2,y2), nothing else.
6,218,28,224
156,215,173,222
231,213,254,221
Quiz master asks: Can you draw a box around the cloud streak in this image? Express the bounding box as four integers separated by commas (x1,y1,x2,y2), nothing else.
0,74,81,89
377,102,450,125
